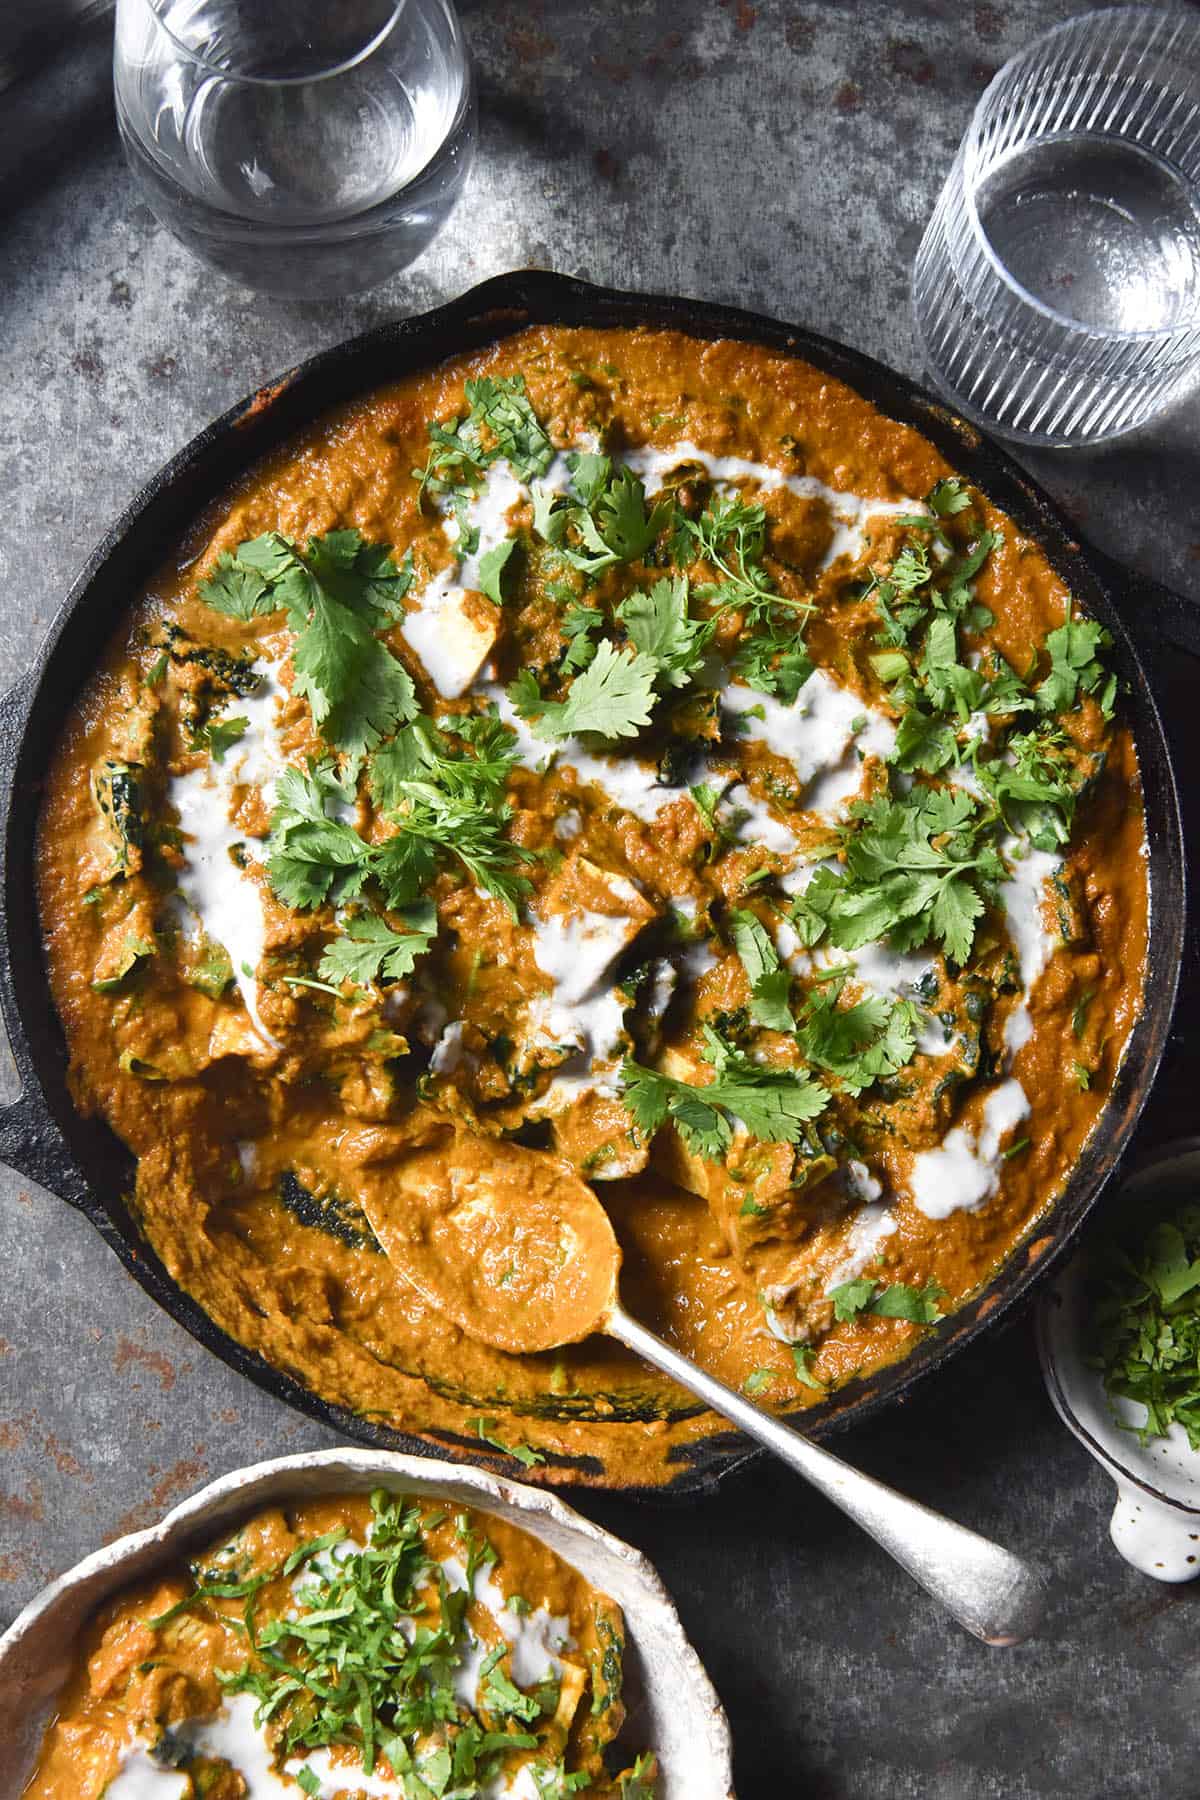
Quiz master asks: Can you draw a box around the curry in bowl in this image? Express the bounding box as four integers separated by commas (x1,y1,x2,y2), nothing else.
25,1485,658,1797
37,326,1147,1483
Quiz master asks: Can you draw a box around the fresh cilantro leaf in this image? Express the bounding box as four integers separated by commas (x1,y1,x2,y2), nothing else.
568,449,612,507
479,1646,542,1723
198,543,277,619
681,487,815,693
786,866,841,949
790,1343,825,1390
560,601,604,671
369,713,518,815
266,764,372,911
621,1024,828,1160
869,1280,946,1323
477,536,517,605
830,1277,945,1324
560,466,671,574
829,1276,876,1321
920,613,985,720
464,375,554,482
730,908,795,1031
194,714,248,764
931,876,985,967
928,477,973,518
618,575,711,689
509,639,658,742
797,980,920,1095
824,788,1004,965
690,782,723,832
730,614,813,702
291,585,417,755
374,779,535,919
531,482,570,545
318,902,437,990
976,724,1094,852
1036,615,1115,717
197,529,417,756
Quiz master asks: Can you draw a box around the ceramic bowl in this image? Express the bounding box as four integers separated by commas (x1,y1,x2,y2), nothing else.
1038,1140,1200,1584
0,1447,735,1797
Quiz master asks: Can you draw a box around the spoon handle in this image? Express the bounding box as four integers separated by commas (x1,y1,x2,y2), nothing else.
607,1303,1046,1645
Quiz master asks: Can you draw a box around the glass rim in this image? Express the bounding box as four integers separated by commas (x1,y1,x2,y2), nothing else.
130,0,412,88
960,2,1200,345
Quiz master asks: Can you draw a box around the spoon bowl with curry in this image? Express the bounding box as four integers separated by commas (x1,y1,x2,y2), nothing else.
358,1132,1047,1647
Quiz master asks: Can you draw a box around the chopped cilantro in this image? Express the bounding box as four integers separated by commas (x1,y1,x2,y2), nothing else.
414,374,554,499
477,535,518,605
1037,614,1116,718
829,1277,945,1324
729,908,795,1031
621,1024,828,1160
1086,1202,1200,1448
480,1645,543,1723
192,1488,548,1782
193,714,248,764
823,787,1006,966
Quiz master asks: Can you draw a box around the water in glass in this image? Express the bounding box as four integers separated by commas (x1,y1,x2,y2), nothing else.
913,7,1200,446
977,135,1200,336
114,0,475,297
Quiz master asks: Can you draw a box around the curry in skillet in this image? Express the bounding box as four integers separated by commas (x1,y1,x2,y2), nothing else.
37,327,1147,1482
26,1487,657,1797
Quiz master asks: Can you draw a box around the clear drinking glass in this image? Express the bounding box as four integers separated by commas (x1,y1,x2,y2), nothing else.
113,0,475,298
913,6,1200,446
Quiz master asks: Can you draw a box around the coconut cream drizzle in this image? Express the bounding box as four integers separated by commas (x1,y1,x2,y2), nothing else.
169,655,287,1051
908,1078,1031,1220
621,438,920,569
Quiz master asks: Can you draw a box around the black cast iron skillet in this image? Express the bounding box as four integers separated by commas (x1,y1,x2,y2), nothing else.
0,270,1191,1496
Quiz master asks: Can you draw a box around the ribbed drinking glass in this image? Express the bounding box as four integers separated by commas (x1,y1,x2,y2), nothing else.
114,0,475,298
913,6,1200,446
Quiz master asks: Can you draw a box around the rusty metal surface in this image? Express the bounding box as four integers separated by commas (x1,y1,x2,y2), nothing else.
0,4,1198,1796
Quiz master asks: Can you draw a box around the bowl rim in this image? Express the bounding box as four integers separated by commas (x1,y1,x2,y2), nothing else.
0,1446,735,1797
1036,1136,1200,1518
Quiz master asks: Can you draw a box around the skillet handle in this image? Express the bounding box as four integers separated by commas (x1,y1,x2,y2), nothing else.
0,672,87,1208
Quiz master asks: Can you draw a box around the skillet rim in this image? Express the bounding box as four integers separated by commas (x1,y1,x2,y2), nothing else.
0,268,1185,1497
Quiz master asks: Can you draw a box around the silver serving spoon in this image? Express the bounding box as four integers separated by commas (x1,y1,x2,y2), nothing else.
358,1133,1047,1645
